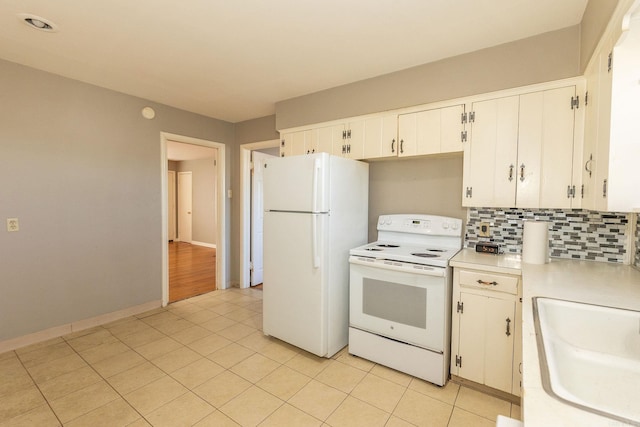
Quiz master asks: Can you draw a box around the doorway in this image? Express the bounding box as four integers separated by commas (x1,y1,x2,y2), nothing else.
161,132,226,306
239,139,280,288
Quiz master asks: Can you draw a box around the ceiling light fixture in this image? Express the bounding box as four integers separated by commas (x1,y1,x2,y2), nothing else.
18,13,58,32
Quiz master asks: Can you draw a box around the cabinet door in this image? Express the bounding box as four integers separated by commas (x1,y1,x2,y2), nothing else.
463,96,519,207
281,130,309,157
362,115,398,159
516,92,543,208
538,86,578,208
594,37,614,211
332,122,364,159
398,105,464,158
311,125,335,155
397,113,416,157
279,132,292,157
440,105,465,154
457,292,515,393
582,57,601,209
345,120,365,159
414,109,441,156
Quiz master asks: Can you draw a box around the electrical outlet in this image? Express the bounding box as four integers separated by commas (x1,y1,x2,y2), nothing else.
7,218,19,232
479,222,490,237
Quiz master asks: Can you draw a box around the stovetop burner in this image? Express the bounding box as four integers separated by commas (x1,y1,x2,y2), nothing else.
411,252,439,258
349,214,463,268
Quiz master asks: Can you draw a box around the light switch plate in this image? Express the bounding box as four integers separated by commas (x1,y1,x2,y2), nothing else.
7,218,19,232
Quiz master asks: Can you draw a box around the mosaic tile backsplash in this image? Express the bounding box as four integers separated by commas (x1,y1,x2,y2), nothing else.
466,208,629,264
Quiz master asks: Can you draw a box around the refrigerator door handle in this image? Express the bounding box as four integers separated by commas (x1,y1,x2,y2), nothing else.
312,215,320,268
312,158,321,213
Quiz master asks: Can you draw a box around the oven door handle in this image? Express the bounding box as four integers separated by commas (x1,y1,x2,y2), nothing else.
349,256,445,277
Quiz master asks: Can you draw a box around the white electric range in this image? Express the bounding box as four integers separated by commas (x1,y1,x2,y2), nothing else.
348,214,463,386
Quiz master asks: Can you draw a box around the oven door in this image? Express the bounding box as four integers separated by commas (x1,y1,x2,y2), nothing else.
349,257,448,352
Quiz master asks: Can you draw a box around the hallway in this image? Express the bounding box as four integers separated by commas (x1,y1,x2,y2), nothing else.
169,242,216,303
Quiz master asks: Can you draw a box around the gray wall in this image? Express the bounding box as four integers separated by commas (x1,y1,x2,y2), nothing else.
580,0,619,72
231,115,280,283
0,59,234,341
275,26,581,129
367,156,466,241
176,157,217,245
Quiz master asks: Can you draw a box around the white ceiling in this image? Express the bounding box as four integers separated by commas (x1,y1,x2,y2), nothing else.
0,0,588,123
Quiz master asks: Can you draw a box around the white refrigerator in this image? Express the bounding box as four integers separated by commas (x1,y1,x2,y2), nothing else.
262,153,368,357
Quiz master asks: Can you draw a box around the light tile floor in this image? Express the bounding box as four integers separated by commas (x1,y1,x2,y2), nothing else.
0,288,522,426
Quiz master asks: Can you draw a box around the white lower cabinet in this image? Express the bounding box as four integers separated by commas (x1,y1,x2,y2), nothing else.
451,267,522,397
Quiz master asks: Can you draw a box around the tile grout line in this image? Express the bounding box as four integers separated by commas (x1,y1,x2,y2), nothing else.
12,350,65,427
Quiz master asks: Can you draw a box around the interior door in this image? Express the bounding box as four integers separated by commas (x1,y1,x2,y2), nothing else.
177,171,192,243
250,151,275,286
168,170,176,241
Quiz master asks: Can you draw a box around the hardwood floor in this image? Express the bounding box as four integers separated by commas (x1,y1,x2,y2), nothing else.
169,242,216,303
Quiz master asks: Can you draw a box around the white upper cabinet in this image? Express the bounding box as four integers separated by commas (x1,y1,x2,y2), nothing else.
463,85,582,209
527,86,582,209
398,104,465,157
463,96,519,207
332,120,365,159
362,114,398,159
583,2,640,212
280,126,335,157
280,129,311,157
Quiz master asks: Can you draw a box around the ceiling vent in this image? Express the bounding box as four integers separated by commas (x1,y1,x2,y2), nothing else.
18,13,58,32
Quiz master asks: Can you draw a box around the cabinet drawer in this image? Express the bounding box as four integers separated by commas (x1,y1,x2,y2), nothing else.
458,270,518,295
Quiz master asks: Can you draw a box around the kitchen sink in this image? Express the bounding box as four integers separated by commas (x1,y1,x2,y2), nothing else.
533,297,640,424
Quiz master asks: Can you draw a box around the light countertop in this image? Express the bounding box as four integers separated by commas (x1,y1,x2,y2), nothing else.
450,249,522,275
451,249,640,426
521,259,640,427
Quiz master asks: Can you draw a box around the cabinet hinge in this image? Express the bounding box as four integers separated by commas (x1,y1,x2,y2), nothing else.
455,355,462,368
461,130,467,143
456,301,464,313
461,112,467,124
249,161,254,171
469,111,475,123
249,261,254,271
571,96,580,110
608,51,613,73
465,187,473,198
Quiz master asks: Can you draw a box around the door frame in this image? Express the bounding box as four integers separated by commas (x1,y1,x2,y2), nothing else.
239,139,280,288
161,132,226,306
168,170,176,241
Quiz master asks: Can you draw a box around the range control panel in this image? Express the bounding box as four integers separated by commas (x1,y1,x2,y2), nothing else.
377,214,462,237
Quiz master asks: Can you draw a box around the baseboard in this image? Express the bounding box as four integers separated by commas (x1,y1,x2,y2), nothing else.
0,300,161,354
191,241,216,249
